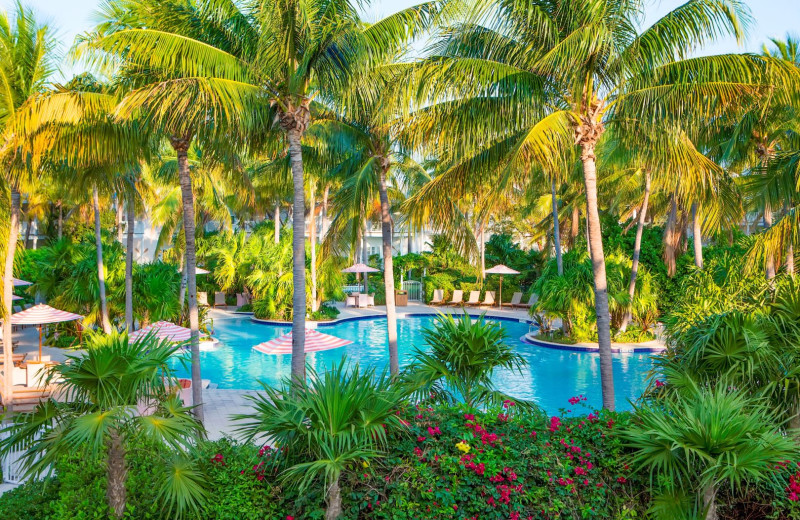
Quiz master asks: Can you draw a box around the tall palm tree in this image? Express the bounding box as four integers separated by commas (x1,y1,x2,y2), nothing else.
402,0,785,410
85,0,438,382
0,2,55,406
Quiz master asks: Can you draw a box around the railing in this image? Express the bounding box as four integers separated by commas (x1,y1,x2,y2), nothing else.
0,429,42,484
342,284,364,294
402,281,423,301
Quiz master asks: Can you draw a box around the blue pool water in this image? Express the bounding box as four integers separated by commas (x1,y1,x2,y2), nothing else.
169,314,657,413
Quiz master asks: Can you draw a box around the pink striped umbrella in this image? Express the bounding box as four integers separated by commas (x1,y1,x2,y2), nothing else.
10,304,83,360
253,329,353,355
130,321,194,343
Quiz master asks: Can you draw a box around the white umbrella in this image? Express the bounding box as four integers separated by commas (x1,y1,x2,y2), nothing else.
342,263,380,293
11,304,83,360
484,264,520,309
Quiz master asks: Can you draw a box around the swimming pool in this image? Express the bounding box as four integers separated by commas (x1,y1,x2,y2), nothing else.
169,313,657,413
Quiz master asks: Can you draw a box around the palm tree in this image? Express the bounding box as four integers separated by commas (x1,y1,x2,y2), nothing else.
85,0,436,383
0,332,206,519
402,0,784,409
0,2,55,406
236,360,406,520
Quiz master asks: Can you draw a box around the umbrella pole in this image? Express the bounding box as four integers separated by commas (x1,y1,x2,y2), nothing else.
38,324,42,361
499,276,503,309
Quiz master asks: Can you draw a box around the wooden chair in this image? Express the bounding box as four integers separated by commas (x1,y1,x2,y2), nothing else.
465,291,481,306
213,292,227,308
508,292,523,307
481,291,496,306
430,289,445,305
448,290,464,306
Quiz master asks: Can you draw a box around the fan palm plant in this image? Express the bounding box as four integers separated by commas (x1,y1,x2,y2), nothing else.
83,0,438,384
0,332,207,519
625,383,797,520
400,0,795,410
235,360,406,520
402,312,529,408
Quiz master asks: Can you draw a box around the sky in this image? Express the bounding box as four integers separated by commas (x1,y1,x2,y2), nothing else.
7,0,800,81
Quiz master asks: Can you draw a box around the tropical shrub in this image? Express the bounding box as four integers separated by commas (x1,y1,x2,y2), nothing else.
625,384,797,520
0,332,206,519
235,360,407,519
402,313,529,408
534,249,658,342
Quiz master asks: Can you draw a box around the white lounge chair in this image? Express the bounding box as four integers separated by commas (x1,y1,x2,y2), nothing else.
465,291,481,306
198,292,209,306
516,293,539,308
482,291,496,306
430,289,445,305
213,292,227,308
508,292,523,307
448,290,464,306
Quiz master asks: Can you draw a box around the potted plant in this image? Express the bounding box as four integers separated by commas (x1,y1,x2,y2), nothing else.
395,289,408,306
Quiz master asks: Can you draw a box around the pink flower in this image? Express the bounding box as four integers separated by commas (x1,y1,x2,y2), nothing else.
503,399,516,408
417,436,426,442
655,380,665,388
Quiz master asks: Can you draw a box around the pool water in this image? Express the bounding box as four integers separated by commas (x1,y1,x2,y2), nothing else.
169,314,657,413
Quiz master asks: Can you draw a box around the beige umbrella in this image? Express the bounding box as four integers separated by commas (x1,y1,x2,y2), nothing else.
484,264,521,309
10,304,83,361
342,263,380,293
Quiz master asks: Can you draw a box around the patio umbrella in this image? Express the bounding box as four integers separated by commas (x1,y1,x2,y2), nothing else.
130,321,195,343
10,304,83,361
342,263,380,293
484,264,520,309
253,329,353,355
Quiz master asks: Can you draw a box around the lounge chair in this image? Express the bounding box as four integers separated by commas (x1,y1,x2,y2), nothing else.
482,291,496,306
516,293,539,308
213,292,227,308
198,292,209,306
465,290,481,306
448,290,464,306
508,292,523,307
430,289,445,305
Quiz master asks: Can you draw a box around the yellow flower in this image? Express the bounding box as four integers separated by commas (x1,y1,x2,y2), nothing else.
362,460,370,468
455,442,471,453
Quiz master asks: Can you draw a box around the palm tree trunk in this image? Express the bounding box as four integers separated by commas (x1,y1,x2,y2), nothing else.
57,203,63,240
479,221,486,282
664,193,679,277
620,172,651,332
2,187,21,409
171,135,204,422
286,128,307,382
570,205,579,250
325,477,342,520
274,203,280,244
551,179,563,276
321,185,329,239
116,196,124,243
378,165,399,376
309,182,318,312
362,218,369,263
125,197,134,330
93,186,113,334
106,430,128,519
764,203,776,279
579,144,616,411
702,483,718,520
787,242,795,279
692,202,703,269
22,216,31,249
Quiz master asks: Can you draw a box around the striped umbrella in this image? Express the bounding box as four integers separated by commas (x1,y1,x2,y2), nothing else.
10,304,83,361
130,321,194,343
253,329,353,355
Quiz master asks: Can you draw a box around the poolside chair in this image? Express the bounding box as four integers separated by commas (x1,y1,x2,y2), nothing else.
448,290,464,306
481,291,496,306
368,294,375,306
198,292,209,306
465,290,481,306
517,293,539,308
345,293,357,307
430,289,445,305
508,292,523,307
213,292,227,308
357,293,369,308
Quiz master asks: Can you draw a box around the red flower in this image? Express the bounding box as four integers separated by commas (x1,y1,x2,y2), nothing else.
655,379,665,388
617,477,627,483
417,436,426,442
